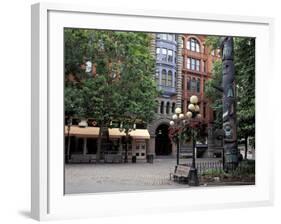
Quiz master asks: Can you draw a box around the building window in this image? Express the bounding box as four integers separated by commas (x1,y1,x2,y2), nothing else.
191,78,196,91
168,50,173,62
162,34,167,40
197,78,200,93
187,78,191,90
167,70,173,86
196,60,200,71
156,34,161,39
162,48,167,61
191,58,196,70
167,34,173,41
166,102,170,114
187,38,200,52
155,69,160,84
160,101,164,114
156,48,161,60
161,69,167,86
172,103,175,113
187,58,191,69
187,57,200,72
174,72,177,87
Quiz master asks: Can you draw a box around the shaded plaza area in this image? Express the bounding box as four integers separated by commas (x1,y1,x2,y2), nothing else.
65,158,221,194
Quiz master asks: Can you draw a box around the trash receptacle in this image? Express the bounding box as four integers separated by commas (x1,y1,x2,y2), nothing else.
147,154,154,163
132,155,136,163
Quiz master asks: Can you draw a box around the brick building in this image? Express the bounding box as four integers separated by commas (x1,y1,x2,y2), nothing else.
182,34,220,125
148,34,220,158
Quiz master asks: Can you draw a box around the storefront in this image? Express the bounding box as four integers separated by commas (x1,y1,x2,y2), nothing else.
65,126,150,163
108,128,150,161
65,126,100,163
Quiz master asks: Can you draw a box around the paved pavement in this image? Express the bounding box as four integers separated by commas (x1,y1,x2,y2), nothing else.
65,158,221,194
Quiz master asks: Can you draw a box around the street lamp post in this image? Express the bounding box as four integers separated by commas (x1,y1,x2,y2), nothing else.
170,108,185,166
170,95,201,186
188,95,201,186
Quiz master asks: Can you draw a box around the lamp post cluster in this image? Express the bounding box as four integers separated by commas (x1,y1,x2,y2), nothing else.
169,95,201,186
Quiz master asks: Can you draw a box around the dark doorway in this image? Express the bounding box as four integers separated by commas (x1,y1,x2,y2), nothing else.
155,124,172,155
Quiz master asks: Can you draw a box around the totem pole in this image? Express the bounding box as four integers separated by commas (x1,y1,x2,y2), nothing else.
220,37,238,171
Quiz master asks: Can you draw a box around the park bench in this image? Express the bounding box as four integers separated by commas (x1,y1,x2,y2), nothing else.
170,165,191,183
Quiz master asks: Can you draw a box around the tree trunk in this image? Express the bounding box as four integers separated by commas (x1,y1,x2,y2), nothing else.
244,135,248,160
96,120,104,163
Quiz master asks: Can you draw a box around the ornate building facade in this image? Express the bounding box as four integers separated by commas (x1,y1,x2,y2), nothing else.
182,34,220,125
148,34,220,158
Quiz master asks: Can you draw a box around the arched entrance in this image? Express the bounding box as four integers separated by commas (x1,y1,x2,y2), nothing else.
155,124,172,155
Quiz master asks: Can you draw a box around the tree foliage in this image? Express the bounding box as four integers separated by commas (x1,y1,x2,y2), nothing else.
64,29,158,161
205,36,255,149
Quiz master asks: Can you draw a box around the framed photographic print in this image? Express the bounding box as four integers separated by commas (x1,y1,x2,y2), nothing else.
31,2,274,221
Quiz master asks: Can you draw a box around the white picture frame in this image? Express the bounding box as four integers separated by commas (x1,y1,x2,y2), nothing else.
31,2,274,221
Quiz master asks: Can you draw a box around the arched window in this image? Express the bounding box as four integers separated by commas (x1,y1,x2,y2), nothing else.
172,103,176,113
160,101,164,114
161,69,167,86
166,102,170,114
187,38,200,52
167,70,173,86
197,78,201,92
187,78,191,90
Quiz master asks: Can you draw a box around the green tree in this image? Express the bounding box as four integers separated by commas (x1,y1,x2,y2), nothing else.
64,29,158,162
235,38,255,159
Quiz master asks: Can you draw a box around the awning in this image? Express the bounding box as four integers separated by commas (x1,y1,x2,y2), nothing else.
64,126,100,138
108,128,150,139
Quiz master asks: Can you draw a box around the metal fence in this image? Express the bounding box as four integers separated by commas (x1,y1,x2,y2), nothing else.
185,160,255,175
186,161,223,175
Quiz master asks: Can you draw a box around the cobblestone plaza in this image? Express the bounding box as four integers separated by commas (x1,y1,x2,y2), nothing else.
65,158,220,194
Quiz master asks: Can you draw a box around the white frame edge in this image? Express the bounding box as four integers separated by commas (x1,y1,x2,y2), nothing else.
31,3,49,220
31,2,275,221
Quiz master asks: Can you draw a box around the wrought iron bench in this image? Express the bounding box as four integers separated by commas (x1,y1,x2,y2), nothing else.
170,165,191,183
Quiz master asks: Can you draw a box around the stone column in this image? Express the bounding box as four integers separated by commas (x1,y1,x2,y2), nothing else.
83,138,87,155
176,35,183,108
148,137,156,156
